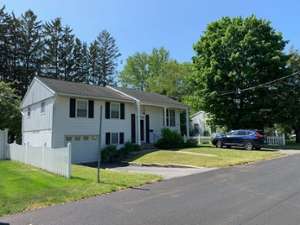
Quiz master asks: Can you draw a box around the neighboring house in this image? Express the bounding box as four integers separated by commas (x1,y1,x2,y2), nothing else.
191,111,211,136
21,77,189,163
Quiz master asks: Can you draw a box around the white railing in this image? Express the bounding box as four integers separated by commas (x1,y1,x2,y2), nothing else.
265,134,286,146
190,136,211,144
0,129,8,160
6,142,72,178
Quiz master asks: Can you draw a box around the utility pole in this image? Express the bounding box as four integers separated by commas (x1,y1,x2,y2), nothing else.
97,105,103,183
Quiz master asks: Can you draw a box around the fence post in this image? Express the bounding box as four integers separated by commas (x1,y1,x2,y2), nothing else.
198,135,201,145
282,134,286,146
4,129,8,159
67,142,72,178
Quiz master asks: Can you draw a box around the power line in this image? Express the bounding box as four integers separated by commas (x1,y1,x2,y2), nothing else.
219,71,300,96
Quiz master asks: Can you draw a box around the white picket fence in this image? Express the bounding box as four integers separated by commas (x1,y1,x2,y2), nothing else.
0,129,72,178
190,136,211,144
265,135,286,146
0,129,8,159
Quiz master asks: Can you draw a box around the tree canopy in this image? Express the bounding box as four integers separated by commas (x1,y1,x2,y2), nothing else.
189,15,289,129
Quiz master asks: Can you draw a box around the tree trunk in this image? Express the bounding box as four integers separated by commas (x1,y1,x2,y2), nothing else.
295,128,300,144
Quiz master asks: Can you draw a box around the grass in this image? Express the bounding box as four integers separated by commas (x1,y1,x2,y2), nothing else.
0,161,161,217
126,146,283,168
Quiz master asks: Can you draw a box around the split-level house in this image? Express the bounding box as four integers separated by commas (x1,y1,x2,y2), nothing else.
21,77,189,163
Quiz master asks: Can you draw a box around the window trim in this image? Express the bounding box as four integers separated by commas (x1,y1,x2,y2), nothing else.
110,102,120,119
40,101,46,114
168,109,176,127
27,107,31,118
76,99,88,118
111,132,119,145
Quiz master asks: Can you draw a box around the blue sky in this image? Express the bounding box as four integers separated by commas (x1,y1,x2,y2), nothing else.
2,0,300,68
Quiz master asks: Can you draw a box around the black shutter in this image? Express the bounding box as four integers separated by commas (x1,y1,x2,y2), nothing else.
120,103,125,119
146,115,150,143
69,98,76,118
105,132,111,145
119,132,124,144
105,102,110,119
131,114,136,143
166,109,169,126
88,100,94,118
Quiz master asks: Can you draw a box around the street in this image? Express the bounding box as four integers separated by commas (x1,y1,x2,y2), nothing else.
2,154,300,225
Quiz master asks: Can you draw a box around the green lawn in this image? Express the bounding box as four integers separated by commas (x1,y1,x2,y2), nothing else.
0,161,161,217
126,146,283,168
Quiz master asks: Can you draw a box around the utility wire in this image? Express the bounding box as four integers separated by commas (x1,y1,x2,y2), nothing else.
219,71,300,96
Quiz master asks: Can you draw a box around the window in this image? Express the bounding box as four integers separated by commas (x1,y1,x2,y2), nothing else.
110,103,120,119
65,136,72,142
90,135,97,141
111,132,119,144
83,136,89,141
27,107,31,117
41,102,45,113
74,136,81,141
169,110,176,127
77,100,87,118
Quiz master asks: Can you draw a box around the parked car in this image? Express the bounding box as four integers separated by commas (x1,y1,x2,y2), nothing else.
212,130,264,150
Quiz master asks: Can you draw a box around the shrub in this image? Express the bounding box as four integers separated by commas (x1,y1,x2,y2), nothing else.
101,145,118,163
155,128,184,149
183,138,199,148
123,142,141,152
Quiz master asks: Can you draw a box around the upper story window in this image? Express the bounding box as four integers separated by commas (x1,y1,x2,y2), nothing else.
110,103,120,119
41,101,45,113
27,107,31,118
77,100,87,118
168,109,176,127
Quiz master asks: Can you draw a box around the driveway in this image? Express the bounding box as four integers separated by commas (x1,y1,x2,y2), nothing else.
110,165,216,179
3,155,300,225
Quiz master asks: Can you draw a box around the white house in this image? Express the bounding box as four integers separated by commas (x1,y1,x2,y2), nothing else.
21,77,189,163
190,111,211,136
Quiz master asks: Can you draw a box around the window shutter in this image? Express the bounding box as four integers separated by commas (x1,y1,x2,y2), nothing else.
105,102,110,119
69,98,76,118
88,100,94,118
105,132,111,145
119,132,124,144
166,109,169,126
120,103,125,119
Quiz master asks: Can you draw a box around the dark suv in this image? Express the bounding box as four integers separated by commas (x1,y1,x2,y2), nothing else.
212,130,264,150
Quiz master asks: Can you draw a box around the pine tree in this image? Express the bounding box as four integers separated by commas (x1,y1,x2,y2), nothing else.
59,25,74,81
43,18,63,78
96,30,120,86
18,10,43,96
88,40,99,84
80,42,89,83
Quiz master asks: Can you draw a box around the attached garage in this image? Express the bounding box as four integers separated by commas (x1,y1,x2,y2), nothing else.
65,135,99,163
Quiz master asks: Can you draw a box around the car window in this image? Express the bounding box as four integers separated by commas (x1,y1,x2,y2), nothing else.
228,130,238,135
237,131,247,135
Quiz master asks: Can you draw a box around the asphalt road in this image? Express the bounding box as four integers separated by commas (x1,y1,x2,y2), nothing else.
3,155,300,225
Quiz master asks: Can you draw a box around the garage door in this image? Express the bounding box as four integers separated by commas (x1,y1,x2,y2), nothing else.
65,135,99,163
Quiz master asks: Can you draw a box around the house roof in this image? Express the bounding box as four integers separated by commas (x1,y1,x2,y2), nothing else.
37,77,134,102
113,87,187,109
36,77,187,109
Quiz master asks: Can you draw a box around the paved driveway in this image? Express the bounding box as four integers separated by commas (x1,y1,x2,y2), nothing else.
111,165,216,179
3,155,300,225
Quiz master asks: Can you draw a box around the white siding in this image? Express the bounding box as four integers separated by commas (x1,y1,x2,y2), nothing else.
22,78,54,108
23,130,52,147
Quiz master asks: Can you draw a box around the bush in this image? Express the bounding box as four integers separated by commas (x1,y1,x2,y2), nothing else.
155,128,184,149
123,142,141,152
183,138,199,148
101,145,118,163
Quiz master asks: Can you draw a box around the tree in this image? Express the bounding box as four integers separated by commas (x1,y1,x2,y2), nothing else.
88,40,99,84
189,16,289,130
43,18,63,79
277,49,300,142
0,82,21,142
18,10,43,95
119,52,149,90
96,30,120,86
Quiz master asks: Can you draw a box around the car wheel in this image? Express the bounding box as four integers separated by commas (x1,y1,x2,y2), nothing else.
254,146,261,150
226,145,231,149
245,142,253,150
216,140,223,148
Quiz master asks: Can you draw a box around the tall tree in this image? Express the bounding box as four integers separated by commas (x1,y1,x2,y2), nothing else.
277,49,300,142
88,40,99,84
18,10,43,95
189,16,289,129
43,18,63,79
96,30,120,86
119,52,149,90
